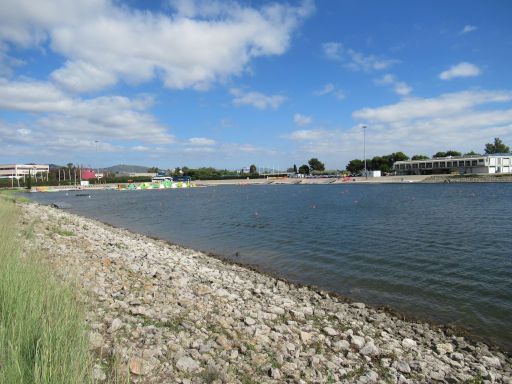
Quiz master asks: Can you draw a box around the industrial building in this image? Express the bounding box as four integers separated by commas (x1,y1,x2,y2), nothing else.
393,154,512,175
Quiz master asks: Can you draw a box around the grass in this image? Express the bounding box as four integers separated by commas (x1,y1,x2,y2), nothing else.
0,197,91,383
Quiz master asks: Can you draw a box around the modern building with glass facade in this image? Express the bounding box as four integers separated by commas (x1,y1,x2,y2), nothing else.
393,154,512,175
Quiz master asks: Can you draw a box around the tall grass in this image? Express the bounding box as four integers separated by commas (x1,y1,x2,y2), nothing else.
0,198,91,383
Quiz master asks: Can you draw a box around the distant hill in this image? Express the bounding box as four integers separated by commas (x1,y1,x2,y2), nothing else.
102,164,150,173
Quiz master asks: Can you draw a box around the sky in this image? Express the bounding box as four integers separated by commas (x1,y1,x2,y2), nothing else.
0,0,511,170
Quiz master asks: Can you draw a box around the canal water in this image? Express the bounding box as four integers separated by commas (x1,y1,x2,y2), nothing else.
30,183,512,350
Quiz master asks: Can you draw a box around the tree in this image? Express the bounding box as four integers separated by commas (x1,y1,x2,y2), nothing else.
293,164,298,174
445,150,461,157
464,151,480,156
147,167,159,173
433,151,447,158
389,152,409,162
346,159,364,174
308,158,325,172
298,164,310,175
411,155,429,160
249,164,257,174
485,137,510,154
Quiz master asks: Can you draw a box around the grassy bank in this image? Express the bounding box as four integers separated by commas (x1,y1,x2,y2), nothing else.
0,197,91,383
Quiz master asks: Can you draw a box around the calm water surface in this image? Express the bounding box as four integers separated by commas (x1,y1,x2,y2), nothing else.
31,184,512,350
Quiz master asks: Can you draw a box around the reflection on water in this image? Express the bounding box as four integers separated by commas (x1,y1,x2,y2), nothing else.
31,183,512,350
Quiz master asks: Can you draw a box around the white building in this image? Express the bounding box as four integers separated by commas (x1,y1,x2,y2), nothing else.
0,164,49,185
393,154,512,175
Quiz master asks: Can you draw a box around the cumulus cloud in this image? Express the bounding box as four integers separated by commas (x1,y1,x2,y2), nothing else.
439,62,481,80
0,78,174,148
374,74,412,96
460,25,477,34
323,42,398,72
351,89,512,155
294,113,312,126
0,0,314,92
230,88,286,110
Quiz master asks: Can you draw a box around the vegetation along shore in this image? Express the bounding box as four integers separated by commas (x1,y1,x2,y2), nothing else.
1,196,510,383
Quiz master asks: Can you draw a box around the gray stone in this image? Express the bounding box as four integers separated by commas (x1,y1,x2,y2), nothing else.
176,356,200,372
351,302,366,309
402,338,417,349
92,365,106,381
244,317,256,326
436,343,454,355
109,318,123,333
451,352,464,361
393,360,411,373
323,327,338,336
350,335,366,349
482,356,501,368
300,331,313,343
333,340,350,351
360,341,379,357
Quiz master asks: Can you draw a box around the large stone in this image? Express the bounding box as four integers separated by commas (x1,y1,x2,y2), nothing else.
323,327,338,336
393,360,411,373
109,318,123,333
351,302,366,309
176,356,200,372
244,317,256,326
350,335,366,350
300,331,313,343
402,338,417,349
435,343,454,355
360,341,380,357
89,332,104,351
129,357,144,375
482,356,501,368
333,340,350,351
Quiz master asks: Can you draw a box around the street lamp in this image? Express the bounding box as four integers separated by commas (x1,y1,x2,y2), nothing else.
361,125,367,178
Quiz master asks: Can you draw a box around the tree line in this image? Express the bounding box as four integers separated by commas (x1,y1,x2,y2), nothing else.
345,137,510,174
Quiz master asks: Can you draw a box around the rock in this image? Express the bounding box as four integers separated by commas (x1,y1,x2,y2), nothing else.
92,365,106,381
351,302,366,309
360,341,380,357
269,367,282,379
358,370,378,383
323,327,338,336
244,317,256,326
402,338,417,349
393,360,411,373
269,306,285,315
129,357,144,375
436,343,454,355
333,340,350,351
300,331,313,343
350,335,366,349
176,356,200,372
451,352,464,361
89,332,104,351
482,356,501,368
109,318,123,333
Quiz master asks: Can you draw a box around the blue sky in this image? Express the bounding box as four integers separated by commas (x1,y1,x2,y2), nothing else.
0,0,511,170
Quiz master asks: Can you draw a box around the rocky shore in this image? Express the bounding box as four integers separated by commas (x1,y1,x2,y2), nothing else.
20,203,511,383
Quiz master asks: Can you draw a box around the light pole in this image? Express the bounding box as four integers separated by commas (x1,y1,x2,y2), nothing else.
361,125,367,178
94,140,100,183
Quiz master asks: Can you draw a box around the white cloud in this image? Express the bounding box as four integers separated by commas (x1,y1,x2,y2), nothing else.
439,62,481,80
294,113,312,126
353,90,512,122
461,25,477,34
374,74,412,96
0,78,175,147
323,42,398,72
188,137,216,146
230,88,286,110
351,89,512,156
314,83,346,100
0,0,314,92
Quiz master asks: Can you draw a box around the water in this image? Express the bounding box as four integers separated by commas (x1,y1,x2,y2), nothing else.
30,184,512,350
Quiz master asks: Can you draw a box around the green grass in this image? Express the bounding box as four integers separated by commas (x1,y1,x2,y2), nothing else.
0,198,91,383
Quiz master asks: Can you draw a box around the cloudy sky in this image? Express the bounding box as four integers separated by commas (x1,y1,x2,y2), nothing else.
0,0,511,169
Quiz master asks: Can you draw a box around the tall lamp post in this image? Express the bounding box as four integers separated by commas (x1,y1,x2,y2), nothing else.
361,125,367,178
94,140,100,183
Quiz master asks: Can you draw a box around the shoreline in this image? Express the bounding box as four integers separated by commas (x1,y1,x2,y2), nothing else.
20,202,512,383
